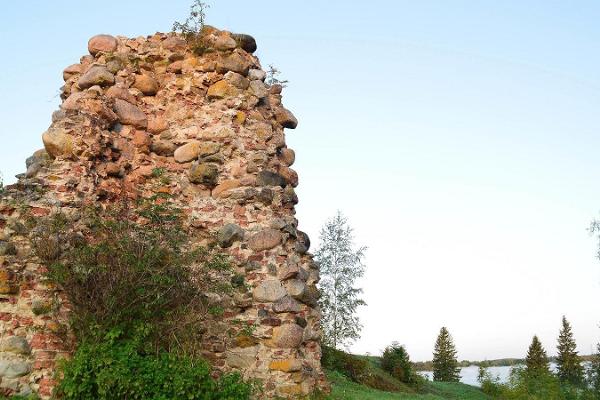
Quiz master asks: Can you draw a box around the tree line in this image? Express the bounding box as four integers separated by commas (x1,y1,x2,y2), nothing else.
315,212,600,398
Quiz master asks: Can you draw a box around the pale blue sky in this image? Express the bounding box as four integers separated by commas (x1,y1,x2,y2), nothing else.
1,1,600,361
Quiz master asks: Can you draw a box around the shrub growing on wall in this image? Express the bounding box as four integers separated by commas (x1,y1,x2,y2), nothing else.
33,197,253,399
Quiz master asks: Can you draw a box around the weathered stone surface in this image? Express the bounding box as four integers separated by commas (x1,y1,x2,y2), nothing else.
63,64,82,81
198,142,221,158
0,337,30,355
113,99,147,128
269,359,302,372
268,324,304,348
212,179,240,198
88,34,118,55
61,91,118,123
26,149,49,169
253,279,286,302
24,150,47,172
25,162,42,178
132,131,151,152
279,148,295,166
279,167,299,187
270,84,283,95
226,346,258,369
0,241,16,256
257,170,287,188
275,107,298,129
285,279,306,300
207,80,241,99
232,33,257,53
232,334,257,348
147,115,168,133
42,128,73,158
174,141,200,163
249,80,268,98
283,186,299,206
167,60,183,73
278,384,306,397
272,296,303,313
77,66,115,89
1,26,324,399
217,223,244,248
296,231,311,254
279,264,301,281
163,36,187,51
248,229,282,251
248,68,266,81
150,140,177,156
213,33,237,51
0,360,31,379
106,59,124,74
133,74,159,96
105,86,137,104
301,284,320,307
216,52,251,75
224,71,250,90
0,360,31,378
189,162,218,185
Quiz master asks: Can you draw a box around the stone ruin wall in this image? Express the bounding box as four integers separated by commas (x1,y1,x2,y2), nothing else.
0,27,325,398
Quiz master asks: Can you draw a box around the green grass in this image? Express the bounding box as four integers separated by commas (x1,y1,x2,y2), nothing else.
324,351,491,400
327,372,492,399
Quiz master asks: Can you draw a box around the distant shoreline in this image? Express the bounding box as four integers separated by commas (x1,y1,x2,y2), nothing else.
413,354,594,371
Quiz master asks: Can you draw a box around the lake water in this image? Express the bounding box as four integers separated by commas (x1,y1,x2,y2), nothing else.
420,363,564,387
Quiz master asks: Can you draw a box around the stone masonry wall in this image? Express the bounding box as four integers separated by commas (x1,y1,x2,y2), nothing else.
0,27,325,398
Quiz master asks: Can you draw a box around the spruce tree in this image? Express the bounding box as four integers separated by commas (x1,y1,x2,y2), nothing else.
525,335,550,375
382,342,416,385
432,327,460,382
556,316,584,385
315,211,366,349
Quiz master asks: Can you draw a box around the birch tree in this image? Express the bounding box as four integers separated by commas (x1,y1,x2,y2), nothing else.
315,211,366,349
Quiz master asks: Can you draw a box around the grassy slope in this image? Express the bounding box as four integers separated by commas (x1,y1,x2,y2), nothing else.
326,354,491,400
328,372,492,400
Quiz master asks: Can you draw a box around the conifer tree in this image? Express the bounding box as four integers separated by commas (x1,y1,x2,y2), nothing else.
315,211,366,349
525,335,550,375
556,316,584,385
382,342,416,385
432,327,460,382
588,343,600,398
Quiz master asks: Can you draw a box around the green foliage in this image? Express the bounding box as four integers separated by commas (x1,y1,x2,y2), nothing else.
0,171,4,194
322,346,414,393
477,365,598,400
556,316,585,386
588,344,600,398
326,370,491,400
35,199,234,354
31,198,253,398
172,1,211,54
173,0,209,34
265,65,289,87
477,365,503,398
316,211,367,349
382,342,424,389
432,327,460,382
55,333,252,400
588,218,600,260
322,345,370,384
525,335,550,376
504,367,566,400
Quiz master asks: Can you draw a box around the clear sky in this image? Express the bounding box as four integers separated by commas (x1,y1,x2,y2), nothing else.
1,1,600,362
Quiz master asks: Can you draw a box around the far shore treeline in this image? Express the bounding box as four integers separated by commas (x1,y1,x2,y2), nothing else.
413,355,595,372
